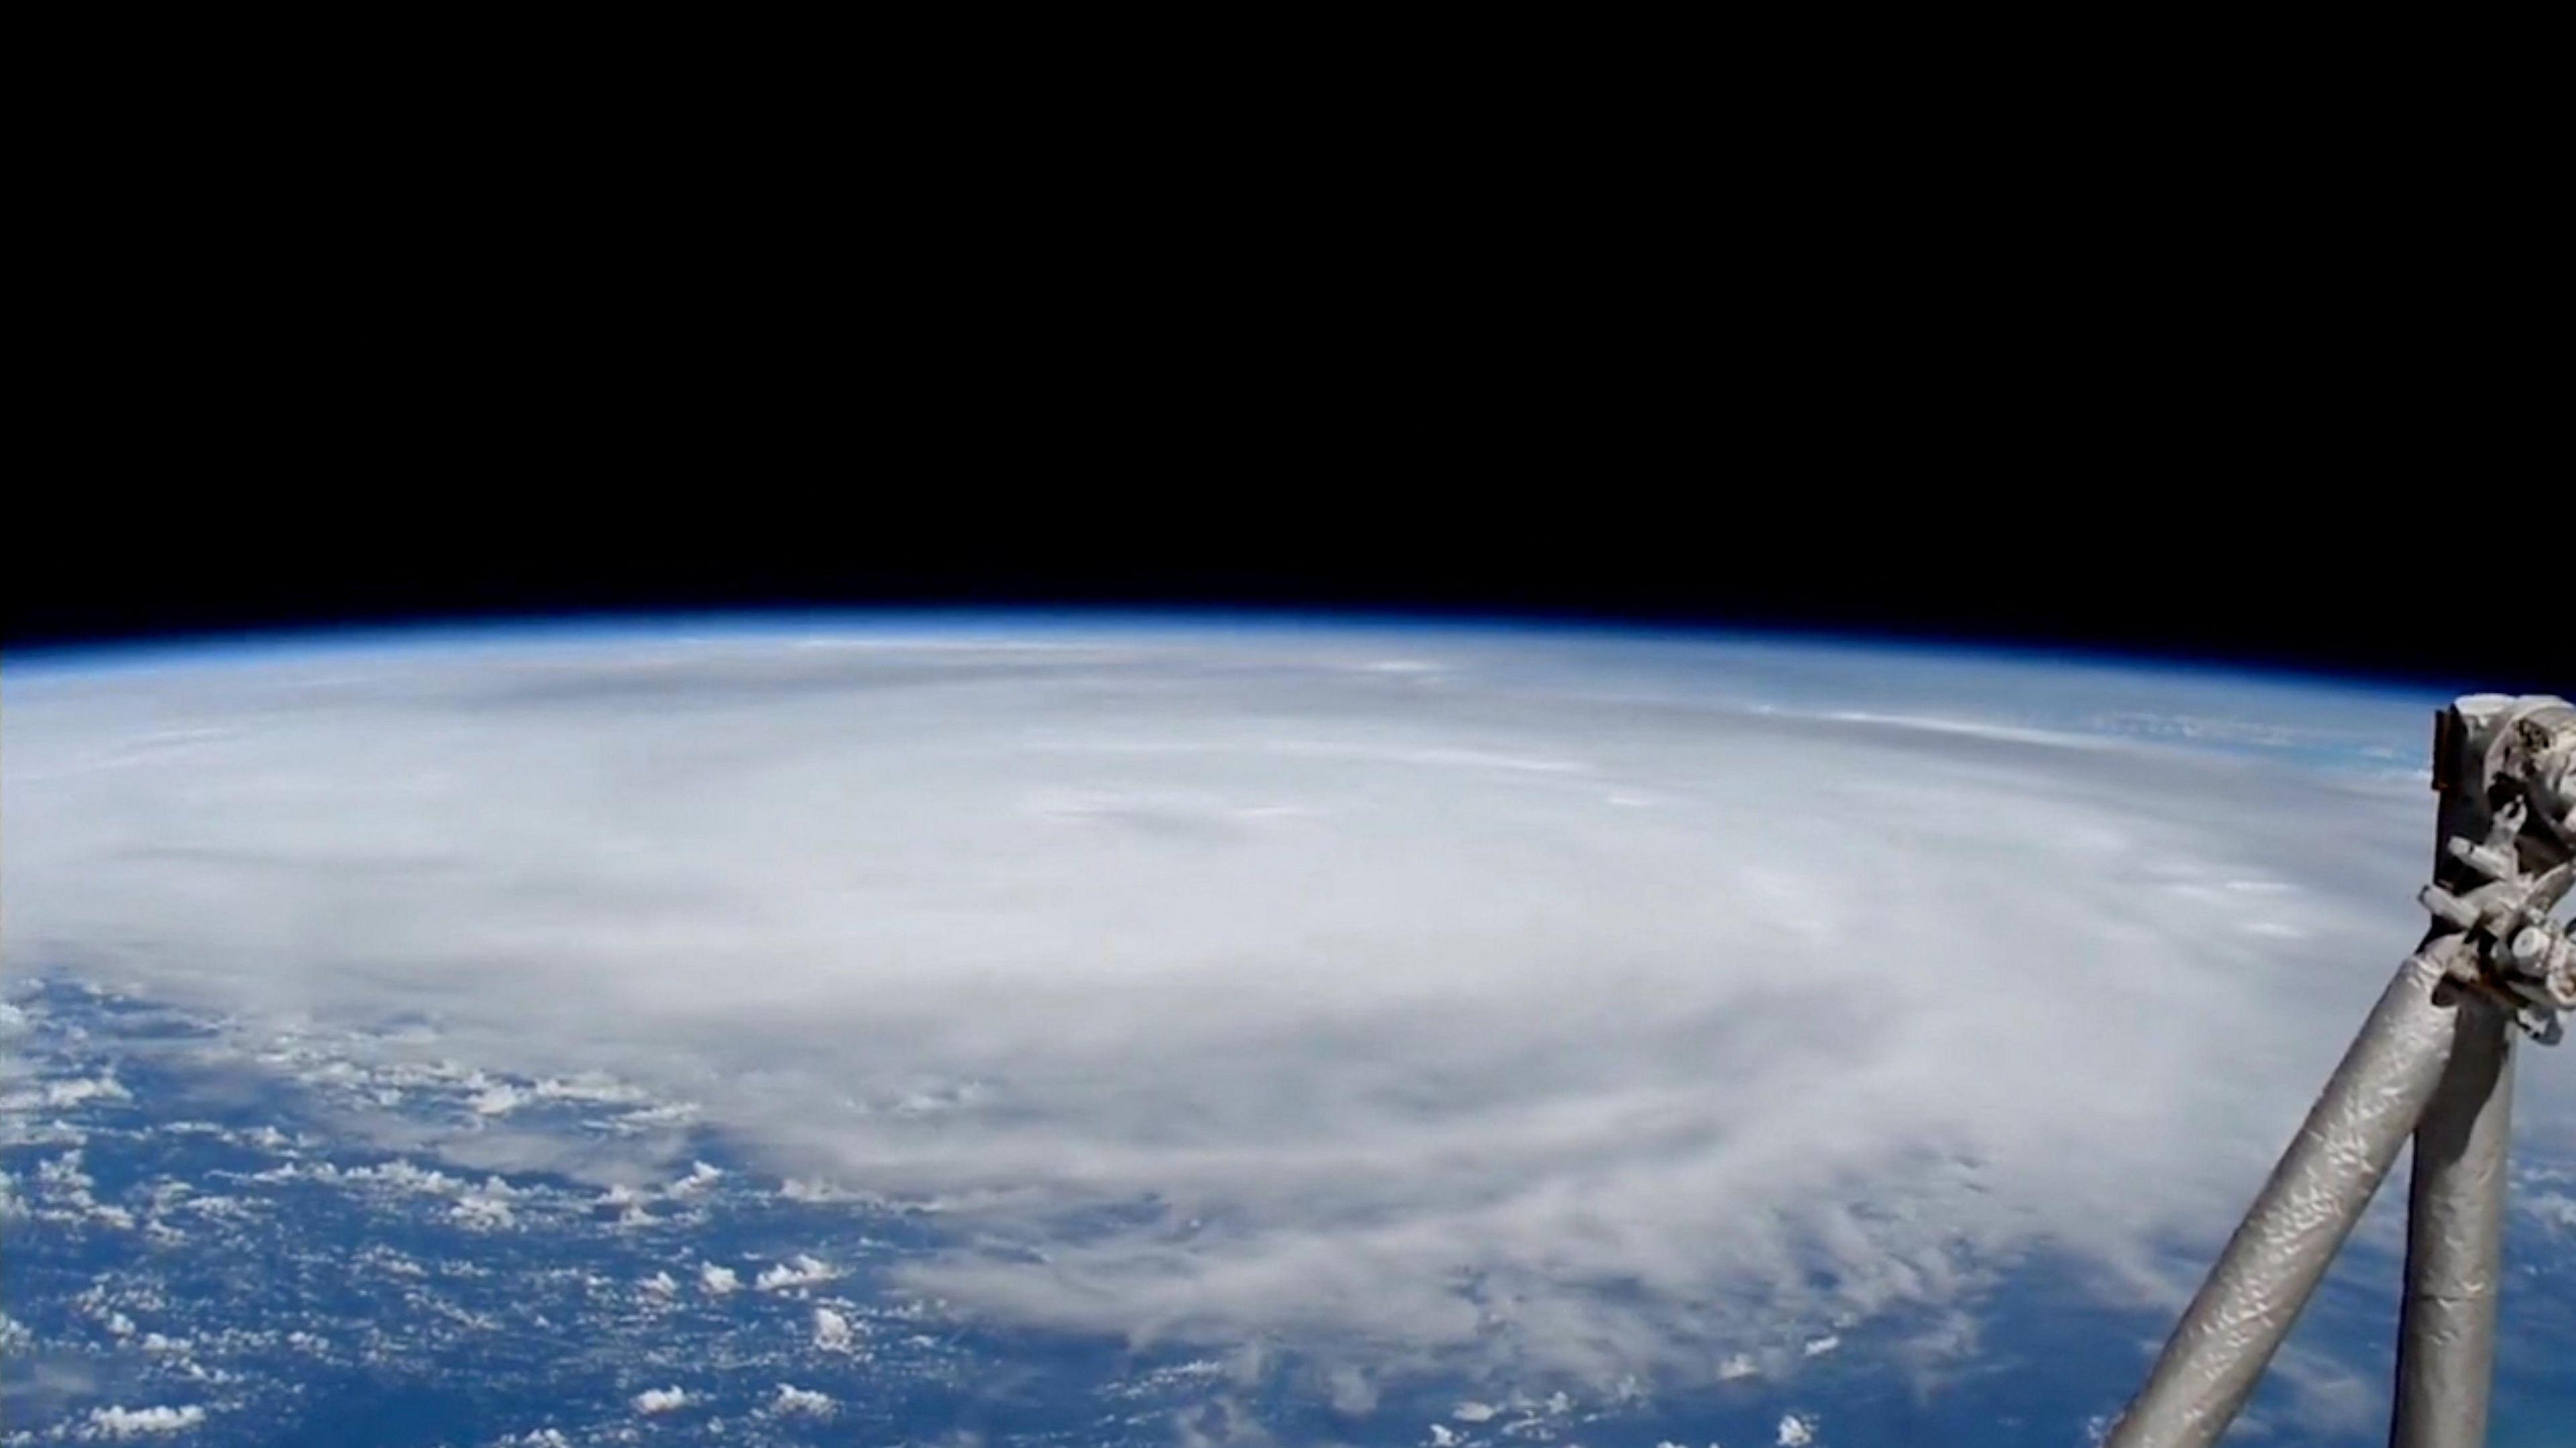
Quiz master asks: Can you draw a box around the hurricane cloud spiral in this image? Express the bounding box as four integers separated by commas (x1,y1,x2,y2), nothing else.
3,623,2516,1410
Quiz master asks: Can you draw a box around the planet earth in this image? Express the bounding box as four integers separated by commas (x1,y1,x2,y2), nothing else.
2,616,2568,1446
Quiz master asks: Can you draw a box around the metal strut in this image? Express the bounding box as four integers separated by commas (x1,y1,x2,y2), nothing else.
2105,693,2575,1448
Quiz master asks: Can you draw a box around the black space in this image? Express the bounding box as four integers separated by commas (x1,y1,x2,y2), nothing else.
5,467,2556,693
12,106,2560,695
7,321,2558,691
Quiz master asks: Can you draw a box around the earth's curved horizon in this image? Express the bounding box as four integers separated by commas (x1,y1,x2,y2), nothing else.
3,615,2568,1445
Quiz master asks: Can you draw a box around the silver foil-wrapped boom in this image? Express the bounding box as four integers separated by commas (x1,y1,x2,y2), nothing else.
2109,693,2571,1448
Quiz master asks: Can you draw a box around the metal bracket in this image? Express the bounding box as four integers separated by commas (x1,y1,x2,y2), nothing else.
2414,695,2576,1043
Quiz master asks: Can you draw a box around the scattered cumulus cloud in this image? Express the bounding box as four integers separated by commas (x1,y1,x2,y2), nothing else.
82,1405,207,1438
755,1254,837,1291
41,1076,131,1109
632,1385,687,1413
772,1382,834,1415
812,1306,854,1351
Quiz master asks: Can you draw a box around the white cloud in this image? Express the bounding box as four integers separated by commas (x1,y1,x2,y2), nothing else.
755,1254,837,1291
812,1306,853,1351
1326,1364,1377,1413
632,1385,686,1413
1776,1413,1816,1447
450,1178,516,1229
42,1076,132,1108
83,1405,206,1437
0,629,2493,1404
772,1382,833,1415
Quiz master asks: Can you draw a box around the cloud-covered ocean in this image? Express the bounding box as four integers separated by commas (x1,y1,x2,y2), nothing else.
4,621,2567,1444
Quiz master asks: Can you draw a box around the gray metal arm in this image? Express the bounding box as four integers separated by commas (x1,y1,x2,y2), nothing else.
2102,948,2463,1448
2105,693,2573,1448
2392,989,2513,1448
